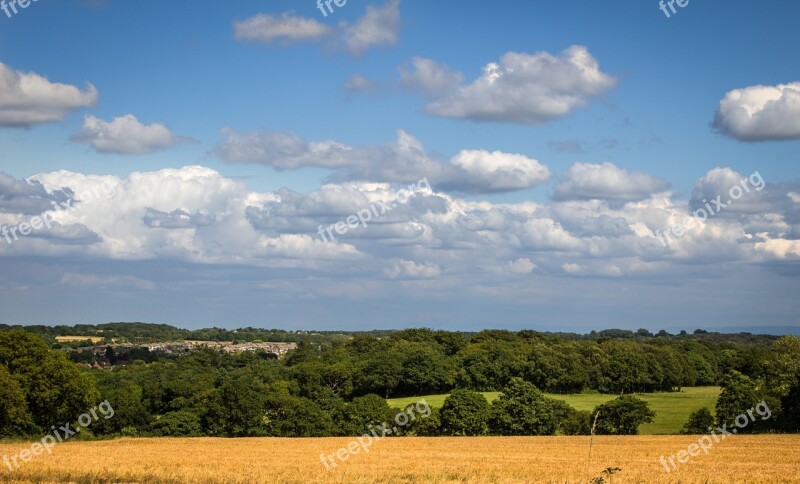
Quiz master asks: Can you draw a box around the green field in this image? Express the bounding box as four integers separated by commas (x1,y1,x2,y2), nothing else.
387,386,720,435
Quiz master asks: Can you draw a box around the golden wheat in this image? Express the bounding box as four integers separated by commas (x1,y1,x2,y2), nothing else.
1,435,799,483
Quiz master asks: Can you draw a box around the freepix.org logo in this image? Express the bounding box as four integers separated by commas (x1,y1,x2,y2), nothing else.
1,0,39,19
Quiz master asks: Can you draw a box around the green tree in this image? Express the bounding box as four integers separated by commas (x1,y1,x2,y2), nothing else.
715,371,758,431
92,378,151,436
404,407,441,436
560,409,592,435
0,364,36,437
592,395,655,435
762,336,800,398
681,407,714,434
488,378,560,435
778,382,800,432
439,389,489,436
152,410,203,437
203,370,268,437
339,394,393,436
263,392,333,437
0,330,99,430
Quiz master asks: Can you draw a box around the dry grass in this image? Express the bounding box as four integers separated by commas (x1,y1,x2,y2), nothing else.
1,435,799,483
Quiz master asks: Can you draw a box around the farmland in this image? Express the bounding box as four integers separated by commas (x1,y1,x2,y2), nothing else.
387,386,721,435
2,435,799,483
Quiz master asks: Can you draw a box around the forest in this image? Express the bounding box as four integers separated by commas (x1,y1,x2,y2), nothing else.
1,327,798,439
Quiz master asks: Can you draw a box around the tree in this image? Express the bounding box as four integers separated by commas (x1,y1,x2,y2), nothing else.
263,392,333,437
202,370,268,437
91,379,151,436
105,346,117,365
488,378,560,435
592,395,655,435
395,341,453,396
339,394,393,436
560,409,592,435
152,410,203,437
778,382,800,432
404,407,441,436
681,407,714,434
715,371,758,431
0,364,36,437
439,390,489,436
762,336,800,398
0,330,99,430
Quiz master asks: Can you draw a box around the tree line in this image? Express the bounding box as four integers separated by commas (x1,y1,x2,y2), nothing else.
1,327,798,439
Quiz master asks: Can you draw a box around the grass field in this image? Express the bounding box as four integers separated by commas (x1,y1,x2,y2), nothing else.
387,386,720,435
1,435,799,483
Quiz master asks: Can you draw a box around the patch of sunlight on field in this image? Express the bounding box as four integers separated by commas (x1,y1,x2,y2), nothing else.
1,435,798,483
387,387,721,435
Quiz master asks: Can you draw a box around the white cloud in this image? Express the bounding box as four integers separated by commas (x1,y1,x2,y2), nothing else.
0,62,97,127
344,0,401,54
424,45,616,125
215,128,356,170
233,12,332,44
400,57,462,96
449,150,551,193
508,258,536,274
713,82,800,141
73,114,180,155
385,259,441,279
215,128,551,193
553,162,670,202
2,164,799,312
233,1,400,55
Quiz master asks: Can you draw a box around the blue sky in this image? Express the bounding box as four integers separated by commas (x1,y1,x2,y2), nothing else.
0,0,799,332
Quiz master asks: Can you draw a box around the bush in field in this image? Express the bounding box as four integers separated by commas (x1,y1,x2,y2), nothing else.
682,407,714,434
488,378,560,435
439,389,490,436
592,395,655,435
152,410,203,437
560,409,593,435
403,407,441,436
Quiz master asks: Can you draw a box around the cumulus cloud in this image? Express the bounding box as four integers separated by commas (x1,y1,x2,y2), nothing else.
423,45,616,125
2,164,800,316
0,62,97,127
712,82,800,141
344,0,401,54
142,208,215,229
553,162,670,202
400,57,462,96
690,168,771,214
447,150,551,193
215,128,356,170
508,258,536,274
72,114,182,155
233,1,401,55
0,172,73,215
233,12,332,44
216,128,551,193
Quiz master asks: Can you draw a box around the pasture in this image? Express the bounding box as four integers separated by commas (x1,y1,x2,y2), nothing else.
387,386,720,435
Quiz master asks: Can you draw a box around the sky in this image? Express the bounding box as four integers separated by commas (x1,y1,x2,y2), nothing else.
0,0,799,332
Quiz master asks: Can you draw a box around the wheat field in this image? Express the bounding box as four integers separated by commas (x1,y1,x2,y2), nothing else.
1,435,799,483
